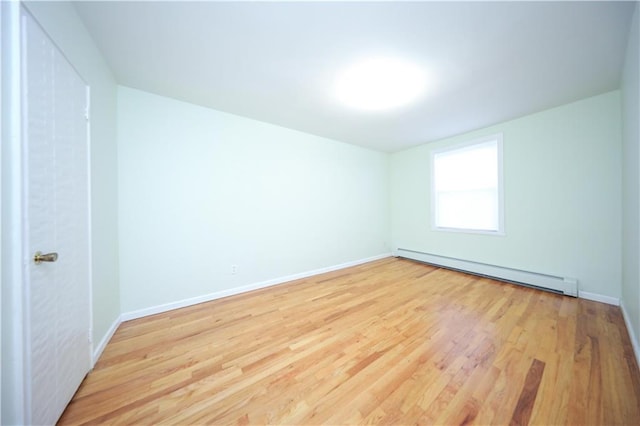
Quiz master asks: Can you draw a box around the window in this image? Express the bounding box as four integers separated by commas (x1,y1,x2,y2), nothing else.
431,134,504,234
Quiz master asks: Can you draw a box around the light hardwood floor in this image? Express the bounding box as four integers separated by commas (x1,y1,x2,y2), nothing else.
59,258,640,425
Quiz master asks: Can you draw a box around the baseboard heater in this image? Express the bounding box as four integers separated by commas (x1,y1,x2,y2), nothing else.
396,248,578,297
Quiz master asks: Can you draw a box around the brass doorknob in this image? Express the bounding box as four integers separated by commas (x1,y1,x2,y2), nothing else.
34,251,58,264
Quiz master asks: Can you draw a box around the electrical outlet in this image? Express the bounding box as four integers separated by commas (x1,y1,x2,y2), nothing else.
231,264,238,275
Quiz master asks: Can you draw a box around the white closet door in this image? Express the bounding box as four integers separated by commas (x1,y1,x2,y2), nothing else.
22,9,91,425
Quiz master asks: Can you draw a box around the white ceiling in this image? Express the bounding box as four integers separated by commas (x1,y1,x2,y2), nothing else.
73,1,635,152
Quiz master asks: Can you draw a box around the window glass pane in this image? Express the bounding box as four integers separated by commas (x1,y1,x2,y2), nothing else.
434,141,497,191
436,190,498,230
432,136,502,233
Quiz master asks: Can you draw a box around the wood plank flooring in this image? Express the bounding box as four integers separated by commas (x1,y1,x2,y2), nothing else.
59,258,640,425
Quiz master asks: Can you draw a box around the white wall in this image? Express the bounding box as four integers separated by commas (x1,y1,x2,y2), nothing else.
391,91,622,299
622,3,640,357
118,87,390,313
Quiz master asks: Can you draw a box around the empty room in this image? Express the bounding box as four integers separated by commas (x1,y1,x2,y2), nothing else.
2,0,640,425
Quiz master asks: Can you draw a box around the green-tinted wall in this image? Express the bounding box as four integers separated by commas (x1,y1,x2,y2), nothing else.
391,91,622,298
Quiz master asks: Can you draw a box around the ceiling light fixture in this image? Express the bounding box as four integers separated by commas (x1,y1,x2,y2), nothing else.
334,56,426,111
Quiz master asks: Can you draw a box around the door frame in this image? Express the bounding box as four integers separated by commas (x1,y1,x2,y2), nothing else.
2,1,27,424
1,3,94,424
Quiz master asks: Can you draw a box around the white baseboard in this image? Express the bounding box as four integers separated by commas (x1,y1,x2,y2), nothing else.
579,291,620,306
621,302,640,369
121,253,392,322
92,314,122,366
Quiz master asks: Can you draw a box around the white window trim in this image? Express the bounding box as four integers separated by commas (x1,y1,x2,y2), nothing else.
430,133,505,236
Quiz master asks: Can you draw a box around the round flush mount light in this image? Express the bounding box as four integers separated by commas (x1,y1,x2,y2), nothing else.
334,56,426,111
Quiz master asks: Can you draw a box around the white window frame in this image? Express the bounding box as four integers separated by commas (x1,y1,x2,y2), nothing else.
430,133,505,235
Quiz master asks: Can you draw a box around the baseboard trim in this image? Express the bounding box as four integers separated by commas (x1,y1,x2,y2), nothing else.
621,302,640,369
121,253,392,322
579,291,620,306
92,314,122,366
